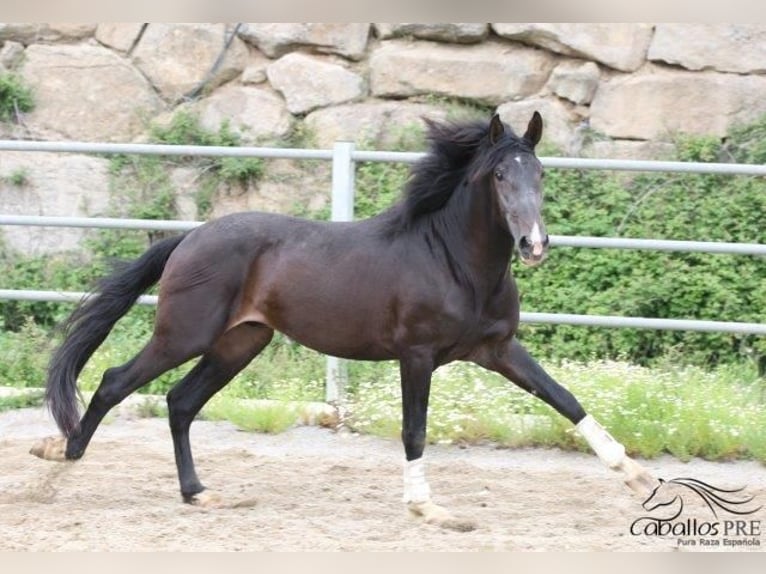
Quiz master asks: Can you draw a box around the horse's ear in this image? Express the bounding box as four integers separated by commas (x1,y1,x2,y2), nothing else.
489,114,505,145
523,111,543,148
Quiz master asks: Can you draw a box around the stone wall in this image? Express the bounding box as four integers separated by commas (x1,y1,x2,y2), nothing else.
2,23,766,254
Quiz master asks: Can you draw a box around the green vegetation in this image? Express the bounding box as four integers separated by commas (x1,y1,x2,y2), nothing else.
0,390,44,412
110,110,265,221
203,396,300,434
0,109,764,463
0,111,269,331
5,314,762,461
293,120,425,222
514,124,766,367
133,396,168,419
0,72,34,122
347,360,766,462
2,167,30,186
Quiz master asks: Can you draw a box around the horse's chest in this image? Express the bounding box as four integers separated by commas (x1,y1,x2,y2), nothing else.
425,291,519,363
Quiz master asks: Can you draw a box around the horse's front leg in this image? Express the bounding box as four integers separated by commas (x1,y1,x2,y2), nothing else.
399,352,475,531
471,337,659,497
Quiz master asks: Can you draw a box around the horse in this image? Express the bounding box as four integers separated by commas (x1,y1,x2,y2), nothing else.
642,477,762,520
30,112,658,529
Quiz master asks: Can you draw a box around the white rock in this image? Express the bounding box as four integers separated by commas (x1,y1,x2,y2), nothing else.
267,53,366,114
239,23,371,60
0,23,95,44
95,23,145,53
374,23,488,43
590,65,766,140
370,40,555,105
492,23,652,72
648,24,766,74
132,23,249,102
196,85,292,144
0,152,111,254
19,44,163,141
305,101,450,148
496,98,579,153
547,60,600,105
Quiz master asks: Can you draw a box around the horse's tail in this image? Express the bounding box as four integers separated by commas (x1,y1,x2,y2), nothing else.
46,233,187,438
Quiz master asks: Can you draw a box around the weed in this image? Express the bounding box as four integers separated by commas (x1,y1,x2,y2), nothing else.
203,397,299,434
2,168,29,186
345,360,766,462
0,320,53,386
0,72,34,122
0,390,44,412
133,397,168,419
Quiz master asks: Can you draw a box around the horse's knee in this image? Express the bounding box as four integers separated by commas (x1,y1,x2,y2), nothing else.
92,366,130,406
401,429,426,460
166,387,201,432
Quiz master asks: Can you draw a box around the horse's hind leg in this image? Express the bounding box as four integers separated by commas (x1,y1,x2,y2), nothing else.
31,328,206,463
166,322,274,506
62,336,199,461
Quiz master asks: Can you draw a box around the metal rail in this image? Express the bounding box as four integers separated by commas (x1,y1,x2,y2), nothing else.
2,138,764,398
2,289,763,335
3,139,766,175
0,215,763,256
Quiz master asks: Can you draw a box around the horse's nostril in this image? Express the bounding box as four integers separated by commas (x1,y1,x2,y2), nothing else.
519,236,530,250
543,234,550,247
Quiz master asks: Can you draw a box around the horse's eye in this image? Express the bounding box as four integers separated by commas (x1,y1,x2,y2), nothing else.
494,170,504,181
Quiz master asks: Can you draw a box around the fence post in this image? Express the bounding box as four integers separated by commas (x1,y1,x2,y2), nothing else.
325,141,356,403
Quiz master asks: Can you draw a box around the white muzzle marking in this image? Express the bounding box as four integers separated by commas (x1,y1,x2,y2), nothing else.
530,222,544,257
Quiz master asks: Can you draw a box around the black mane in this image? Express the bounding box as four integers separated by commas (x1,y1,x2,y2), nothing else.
391,116,534,229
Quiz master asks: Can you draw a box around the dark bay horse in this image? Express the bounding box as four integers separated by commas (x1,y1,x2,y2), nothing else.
31,112,657,528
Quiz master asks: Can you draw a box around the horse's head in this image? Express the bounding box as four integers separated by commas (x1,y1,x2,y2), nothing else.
485,112,548,267
642,478,674,512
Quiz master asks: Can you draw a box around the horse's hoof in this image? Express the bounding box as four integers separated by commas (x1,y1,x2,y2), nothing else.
29,436,68,462
188,490,224,508
620,457,660,498
408,500,477,532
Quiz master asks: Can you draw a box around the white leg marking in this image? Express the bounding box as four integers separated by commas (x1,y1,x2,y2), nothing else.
530,222,544,256
576,414,660,497
402,457,431,503
403,458,477,531
576,414,625,468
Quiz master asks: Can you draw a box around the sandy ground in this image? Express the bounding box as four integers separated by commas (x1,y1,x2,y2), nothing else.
0,405,764,552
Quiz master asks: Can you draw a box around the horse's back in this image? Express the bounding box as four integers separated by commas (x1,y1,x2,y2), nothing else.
155,209,516,361
156,210,404,358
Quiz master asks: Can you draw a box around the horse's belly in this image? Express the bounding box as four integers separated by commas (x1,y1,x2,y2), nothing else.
273,308,397,361
244,280,398,360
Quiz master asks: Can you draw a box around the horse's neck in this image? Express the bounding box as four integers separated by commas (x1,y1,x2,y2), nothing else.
467,179,513,264
441,178,514,287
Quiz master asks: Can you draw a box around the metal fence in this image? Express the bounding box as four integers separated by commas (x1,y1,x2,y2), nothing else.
1,139,765,399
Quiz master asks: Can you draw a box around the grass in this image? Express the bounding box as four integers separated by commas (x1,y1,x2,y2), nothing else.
0,72,34,122
0,390,44,412
203,396,301,434
345,359,766,462
2,167,30,186
0,314,763,463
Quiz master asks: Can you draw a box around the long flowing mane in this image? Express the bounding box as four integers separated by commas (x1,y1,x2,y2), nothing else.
384,116,535,232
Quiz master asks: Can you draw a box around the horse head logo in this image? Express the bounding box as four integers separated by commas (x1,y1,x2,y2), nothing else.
642,477,762,520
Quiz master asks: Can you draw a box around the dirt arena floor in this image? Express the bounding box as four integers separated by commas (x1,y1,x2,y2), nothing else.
1,405,763,552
